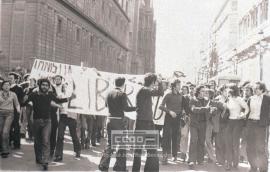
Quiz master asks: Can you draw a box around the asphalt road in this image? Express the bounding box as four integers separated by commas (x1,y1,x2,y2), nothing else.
0,134,251,172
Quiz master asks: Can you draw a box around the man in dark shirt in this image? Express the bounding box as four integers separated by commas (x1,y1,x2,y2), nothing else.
99,77,136,172
159,78,189,163
8,72,24,149
24,78,75,170
188,85,210,169
132,73,164,172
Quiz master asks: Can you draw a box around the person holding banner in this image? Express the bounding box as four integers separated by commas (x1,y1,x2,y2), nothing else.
132,73,164,172
54,83,81,162
49,75,64,158
159,79,189,164
23,78,76,170
99,77,136,172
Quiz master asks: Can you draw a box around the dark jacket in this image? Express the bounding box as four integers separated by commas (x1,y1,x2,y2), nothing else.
189,97,209,127
248,94,270,127
106,88,136,118
136,82,164,121
10,84,24,105
207,100,224,133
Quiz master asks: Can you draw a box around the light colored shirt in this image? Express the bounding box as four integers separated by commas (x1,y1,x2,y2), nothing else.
58,92,68,115
0,91,19,112
226,97,248,120
249,95,263,120
58,92,76,119
54,84,63,96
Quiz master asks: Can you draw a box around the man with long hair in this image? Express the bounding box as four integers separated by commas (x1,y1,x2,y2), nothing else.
23,78,75,170
132,73,164,172
159,79,189,164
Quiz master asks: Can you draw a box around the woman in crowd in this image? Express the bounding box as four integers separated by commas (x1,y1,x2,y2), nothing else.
0,81,20,158
179,85,191,161
224,84,249,171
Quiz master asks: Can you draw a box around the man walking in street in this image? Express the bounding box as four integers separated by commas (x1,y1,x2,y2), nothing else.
54,83,81,162
246,82,269,172
49,75,64,158
23,78,75,170
159,78,189,163
98,77,136,172
132,73,164,172
8,72,24,150
188,85,209,169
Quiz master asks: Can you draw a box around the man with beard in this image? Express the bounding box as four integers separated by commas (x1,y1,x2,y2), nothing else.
23,78,76,170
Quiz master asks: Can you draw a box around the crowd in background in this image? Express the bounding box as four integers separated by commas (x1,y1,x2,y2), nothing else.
0,70,269,172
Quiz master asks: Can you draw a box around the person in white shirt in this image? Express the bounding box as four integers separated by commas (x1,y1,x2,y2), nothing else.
246,82,269,172
54,83,81,162
224,84,249,171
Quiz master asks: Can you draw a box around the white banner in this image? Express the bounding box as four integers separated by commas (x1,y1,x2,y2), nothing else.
30,59,143,118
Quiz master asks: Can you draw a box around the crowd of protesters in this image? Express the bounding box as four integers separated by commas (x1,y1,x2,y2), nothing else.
0,70,269,172
0,71,105,170
98,73,269,172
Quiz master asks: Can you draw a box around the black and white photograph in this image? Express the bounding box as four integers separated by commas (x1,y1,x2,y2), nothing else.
0,0,270,171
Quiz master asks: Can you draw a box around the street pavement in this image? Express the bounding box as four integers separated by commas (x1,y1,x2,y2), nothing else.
1,135,250,172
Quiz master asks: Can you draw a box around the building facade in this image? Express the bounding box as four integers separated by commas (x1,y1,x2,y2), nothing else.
129,0,156,74
199,0,270,86
1,0,156,74
236,0,270,84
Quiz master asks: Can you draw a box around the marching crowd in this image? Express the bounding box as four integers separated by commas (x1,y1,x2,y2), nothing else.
0,71,269,172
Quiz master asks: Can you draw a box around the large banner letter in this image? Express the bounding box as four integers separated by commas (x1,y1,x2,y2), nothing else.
95,78,109,111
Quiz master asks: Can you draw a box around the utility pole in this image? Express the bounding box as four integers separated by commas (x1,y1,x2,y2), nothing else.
258,30,264,81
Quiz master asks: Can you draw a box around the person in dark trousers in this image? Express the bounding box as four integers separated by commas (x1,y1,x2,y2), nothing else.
80,114,97,149
49,75,64,158
54,83,81,162
23,78,75,170
246,82,269,172
239,84,253,163
224,84,249,171
159,79,189,163
204,89,224,163
24,78,37,141
214,85,228,166
188,85,209,169
0,81,20,158
98,77,136,172
132,73,164,172
8,72,24,149
179,85,191,162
